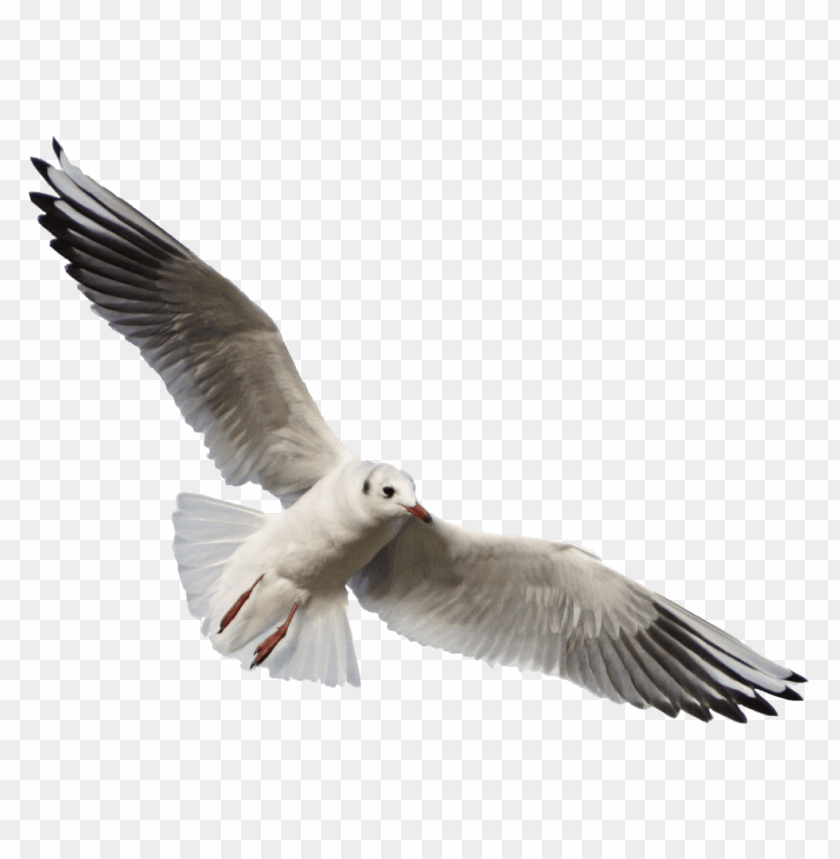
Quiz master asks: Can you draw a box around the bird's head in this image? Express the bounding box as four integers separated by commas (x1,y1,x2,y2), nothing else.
361,464,432,524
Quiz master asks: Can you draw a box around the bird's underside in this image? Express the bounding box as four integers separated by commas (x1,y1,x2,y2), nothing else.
32,139,807,721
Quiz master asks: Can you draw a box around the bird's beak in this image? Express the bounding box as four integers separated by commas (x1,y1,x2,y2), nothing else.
404,503,432,524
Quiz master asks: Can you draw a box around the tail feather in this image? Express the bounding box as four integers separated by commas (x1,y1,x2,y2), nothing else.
259,592,361,687
173,538,251,570
173,493,265,620
178,563,227,618
172,492,361,687
174,493,266,531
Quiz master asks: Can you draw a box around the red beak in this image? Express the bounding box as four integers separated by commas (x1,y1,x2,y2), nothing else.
404,503,432,524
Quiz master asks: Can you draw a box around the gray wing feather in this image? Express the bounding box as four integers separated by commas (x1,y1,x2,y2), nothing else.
349,517,806,722
32,140,352,503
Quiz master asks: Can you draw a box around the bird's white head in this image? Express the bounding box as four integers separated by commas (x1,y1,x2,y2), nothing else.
362,463,432,524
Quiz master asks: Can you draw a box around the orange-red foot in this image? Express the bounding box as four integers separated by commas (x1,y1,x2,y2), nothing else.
251,601,299,669
218,574,264,634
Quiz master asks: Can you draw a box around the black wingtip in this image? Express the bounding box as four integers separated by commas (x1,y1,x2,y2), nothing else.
52,137,63,159
658,701,680,720
37,213,62,239
682,701,713,723
49,238,76,263
30,191,57,213
786,670,807,684
31,156,51,181
709,699,748,724
734,691,778,718
774,686,803,702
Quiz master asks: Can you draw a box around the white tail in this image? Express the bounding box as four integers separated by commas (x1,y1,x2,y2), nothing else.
172,493,361,687
172,493,266,623
230,590,362,687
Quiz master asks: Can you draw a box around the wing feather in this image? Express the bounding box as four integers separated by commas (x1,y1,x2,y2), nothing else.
32,140,353,502
350,517,806,722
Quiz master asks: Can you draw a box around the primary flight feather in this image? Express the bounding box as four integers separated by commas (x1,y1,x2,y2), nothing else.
31,140,806,721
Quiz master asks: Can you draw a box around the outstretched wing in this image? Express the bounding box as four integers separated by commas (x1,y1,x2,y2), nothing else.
31,140,353,504
350,518,806,722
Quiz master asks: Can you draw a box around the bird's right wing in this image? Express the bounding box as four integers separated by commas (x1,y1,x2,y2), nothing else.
31,140,354,504
349,517,806,722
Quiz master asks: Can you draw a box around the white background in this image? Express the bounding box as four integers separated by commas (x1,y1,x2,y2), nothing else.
3,3,837,857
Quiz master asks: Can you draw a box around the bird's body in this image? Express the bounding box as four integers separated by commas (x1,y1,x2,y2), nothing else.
31,140,807,720
231,458,405,595
175,460,422,682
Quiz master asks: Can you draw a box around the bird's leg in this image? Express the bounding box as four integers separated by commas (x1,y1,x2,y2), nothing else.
217,574,264,634
251,601,300,669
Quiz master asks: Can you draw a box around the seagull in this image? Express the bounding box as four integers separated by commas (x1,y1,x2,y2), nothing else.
30,139,806,721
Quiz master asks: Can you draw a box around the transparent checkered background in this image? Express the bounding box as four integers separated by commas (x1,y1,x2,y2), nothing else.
2,3,837,858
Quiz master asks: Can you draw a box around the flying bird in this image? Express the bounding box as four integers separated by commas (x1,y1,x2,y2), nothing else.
30,140,806,722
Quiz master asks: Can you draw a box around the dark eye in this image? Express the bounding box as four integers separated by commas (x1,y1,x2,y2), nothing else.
383,486,394,498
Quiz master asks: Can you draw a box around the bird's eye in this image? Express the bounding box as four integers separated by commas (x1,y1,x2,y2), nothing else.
383,486,394,498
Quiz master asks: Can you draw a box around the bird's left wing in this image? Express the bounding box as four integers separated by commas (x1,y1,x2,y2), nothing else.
349,517,805,722
31,140,354,504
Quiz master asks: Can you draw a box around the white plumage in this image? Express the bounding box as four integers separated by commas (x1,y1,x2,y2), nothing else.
32,140,806,720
